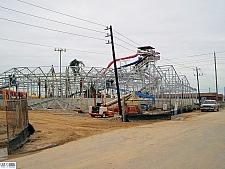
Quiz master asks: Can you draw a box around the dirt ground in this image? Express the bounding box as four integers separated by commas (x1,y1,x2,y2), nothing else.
0,109,204,158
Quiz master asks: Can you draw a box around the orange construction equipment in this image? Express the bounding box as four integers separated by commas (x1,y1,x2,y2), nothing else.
105,93,131,107
113,105,119,113
93,93,104,106
126,106,139,114
89,94,114,118
114,105,139,114
89,105,115,118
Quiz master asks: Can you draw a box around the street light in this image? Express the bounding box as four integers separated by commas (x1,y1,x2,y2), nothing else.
54,48,66,98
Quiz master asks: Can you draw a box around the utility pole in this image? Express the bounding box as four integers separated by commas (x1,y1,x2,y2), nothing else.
105,25,123,118
214,51,219,102
194,67,203,106
181,79,184,114
54,48,66,98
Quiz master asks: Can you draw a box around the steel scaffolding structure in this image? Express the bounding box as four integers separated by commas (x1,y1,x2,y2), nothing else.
0,47,197,110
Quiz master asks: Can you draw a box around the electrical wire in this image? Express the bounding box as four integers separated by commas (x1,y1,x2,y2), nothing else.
160,53,224,69
215,51,225,54
0,17,106,41
2,2,225,87
183,57,213,62
201,74,215,85
195,63,214,67
3,1,150,59
194,65,225,93
216,57,225,60
160,56,195,69
186,52,215,58
104,28,139,53
163,51,225,61
0,6,106,34
0,37,110,55
114,43,136,53
16,0,106,27
0,37,54,48
0,8,141,56
114,36,137,48
66,48,110,55
1,5,156,56
114,30,141,46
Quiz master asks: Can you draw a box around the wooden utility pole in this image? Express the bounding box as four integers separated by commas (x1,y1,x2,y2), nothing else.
106,25,122,117
194,67,203,106
214,51,219,102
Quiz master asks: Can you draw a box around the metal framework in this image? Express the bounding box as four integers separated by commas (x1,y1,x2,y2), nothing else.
0,47,197,110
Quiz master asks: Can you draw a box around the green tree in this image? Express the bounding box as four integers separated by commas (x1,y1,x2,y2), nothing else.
69,59,85,76
69,59,85,96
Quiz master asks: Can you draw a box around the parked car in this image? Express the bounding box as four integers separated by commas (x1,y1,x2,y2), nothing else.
200,100,219,112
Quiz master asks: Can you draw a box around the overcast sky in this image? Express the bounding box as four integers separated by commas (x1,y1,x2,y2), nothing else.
0,0,225,94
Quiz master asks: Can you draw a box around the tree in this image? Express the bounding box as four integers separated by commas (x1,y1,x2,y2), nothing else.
69,59,85,76
69,59,85,97
89,81,96,98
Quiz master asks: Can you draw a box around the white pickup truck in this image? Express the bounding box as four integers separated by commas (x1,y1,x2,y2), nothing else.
200,100,219,112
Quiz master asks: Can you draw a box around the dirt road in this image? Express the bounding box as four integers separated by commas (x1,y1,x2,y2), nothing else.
0,110,155,156
4,109,225,169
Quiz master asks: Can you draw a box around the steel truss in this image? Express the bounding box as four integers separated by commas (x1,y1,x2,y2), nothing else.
0,49,197,110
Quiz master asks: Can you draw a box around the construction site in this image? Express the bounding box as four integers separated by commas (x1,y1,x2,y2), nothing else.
0,46,198,157
1,1,224,167
0,46,197,114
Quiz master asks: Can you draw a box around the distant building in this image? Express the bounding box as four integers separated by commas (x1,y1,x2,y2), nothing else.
199,93,223,102
157,92,224,102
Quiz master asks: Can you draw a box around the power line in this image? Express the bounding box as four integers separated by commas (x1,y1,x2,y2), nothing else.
0,6,105,34
67,48,110,55
0,37,54,48
195,63,214,66
186,52,215,57
216,57,225,60
0,37,110,55
163,51,225,61
114,30,141,46
114,36,137,48
114,43,136,53
201,73,215,85
16,0,106,27
159,52,223,69
160,56,195,69
215,51,225,54
0,17,106,41
107,29,141,53
182,58,213,63
0,6,143,55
